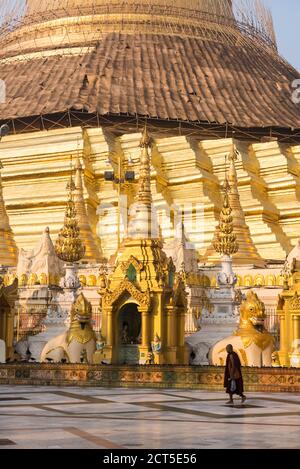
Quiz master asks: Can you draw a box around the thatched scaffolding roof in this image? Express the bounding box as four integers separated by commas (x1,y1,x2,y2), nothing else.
0,1,299,138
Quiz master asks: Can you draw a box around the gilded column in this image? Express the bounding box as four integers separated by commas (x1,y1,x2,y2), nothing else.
165,305,177,364
166,307,173,347
292,315,300,351
177,306,187,364
179,308,186,347
279,314,287,353
106,307,113,346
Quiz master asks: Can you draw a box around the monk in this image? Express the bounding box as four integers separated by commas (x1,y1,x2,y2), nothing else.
224,344,246,404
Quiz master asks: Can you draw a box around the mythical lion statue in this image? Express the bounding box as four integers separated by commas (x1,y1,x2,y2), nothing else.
41,293,96,363
209,291,274,367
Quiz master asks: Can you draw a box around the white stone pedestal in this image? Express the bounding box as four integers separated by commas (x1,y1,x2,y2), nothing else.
186,255,241,365
0,339,6,363
186,315,238,365
28,304,69,361
28,270,80,361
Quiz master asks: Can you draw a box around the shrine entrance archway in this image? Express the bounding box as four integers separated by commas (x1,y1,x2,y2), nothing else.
117,303,141,364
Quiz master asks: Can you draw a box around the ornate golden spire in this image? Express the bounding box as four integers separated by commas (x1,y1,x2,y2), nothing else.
226,147,264,265
205,146,265,266
128,125,158,240
55,170,86,263
136,125,152,207
0,160,18,266
213,176,239,256
73,156,102,262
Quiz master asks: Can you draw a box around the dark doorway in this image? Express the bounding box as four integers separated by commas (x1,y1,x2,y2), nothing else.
119,303,141,345
118,303,141,365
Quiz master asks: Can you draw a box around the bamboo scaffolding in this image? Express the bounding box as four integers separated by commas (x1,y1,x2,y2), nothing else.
0,0,276,48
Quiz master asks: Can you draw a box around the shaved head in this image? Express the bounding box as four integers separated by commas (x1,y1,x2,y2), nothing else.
226,344,233,353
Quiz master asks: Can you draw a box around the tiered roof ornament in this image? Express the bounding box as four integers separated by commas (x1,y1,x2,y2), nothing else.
211,157,239,288
213,175,239,257
205,147,265,266
55,172,85,264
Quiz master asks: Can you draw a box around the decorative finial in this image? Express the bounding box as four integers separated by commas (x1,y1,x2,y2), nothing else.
128,124,157,239
74,155,83,191
66,176,76,194
140,124,151,148
55,163,86,263
75,156,82,171
136,125,152,206
213,175,239,257
221,175,230,194
228,147,239,163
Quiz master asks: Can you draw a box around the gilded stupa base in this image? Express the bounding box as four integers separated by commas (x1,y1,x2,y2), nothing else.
1,129,300,264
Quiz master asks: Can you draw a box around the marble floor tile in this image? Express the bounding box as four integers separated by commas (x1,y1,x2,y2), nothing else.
0,386,299,449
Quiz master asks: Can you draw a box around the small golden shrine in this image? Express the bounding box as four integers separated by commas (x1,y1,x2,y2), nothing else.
94,128,189,365
277,269,300,368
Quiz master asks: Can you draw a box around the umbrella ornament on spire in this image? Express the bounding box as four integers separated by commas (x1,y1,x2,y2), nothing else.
136,124,152,206
55,165,86,263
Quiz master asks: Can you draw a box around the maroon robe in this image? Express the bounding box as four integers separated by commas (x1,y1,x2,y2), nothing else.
224,351,244,395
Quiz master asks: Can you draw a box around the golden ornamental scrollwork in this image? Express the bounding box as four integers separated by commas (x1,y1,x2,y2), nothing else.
102,279,151,308
210,276,217,287
79,275,87,286
244,275,253,287
38,273,48,285
213,176,239,257
289,292,300,311
28,273,38,286
19,274,28,287
254,274,265,287
266,274,276,287
120,256,143,274
87,275,96,287
55,176,85,263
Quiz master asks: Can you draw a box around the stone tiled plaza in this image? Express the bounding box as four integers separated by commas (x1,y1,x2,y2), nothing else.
0,386,299,449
